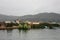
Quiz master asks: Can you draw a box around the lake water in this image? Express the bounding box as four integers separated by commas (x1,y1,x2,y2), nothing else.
0,29,60,40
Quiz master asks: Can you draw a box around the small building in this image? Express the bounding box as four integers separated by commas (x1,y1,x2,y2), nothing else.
5,21,11,23
15,19,20,24
32,22,40,24
27,21,40,25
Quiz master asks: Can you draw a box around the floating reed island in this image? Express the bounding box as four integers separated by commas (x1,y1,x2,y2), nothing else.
0,21,60,30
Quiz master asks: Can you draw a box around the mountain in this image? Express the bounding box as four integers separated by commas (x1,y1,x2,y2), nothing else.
0,12,60,22
19,12,60,22
0,14,19,22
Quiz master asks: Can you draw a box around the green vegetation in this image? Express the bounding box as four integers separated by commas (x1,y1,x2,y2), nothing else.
51,24,60,27
18,22,60,29
18,23,31,30
31,23,53,29
39,23,54,29
4,22,60,30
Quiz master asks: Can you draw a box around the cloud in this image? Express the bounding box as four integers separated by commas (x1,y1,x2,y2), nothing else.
0,0,60,16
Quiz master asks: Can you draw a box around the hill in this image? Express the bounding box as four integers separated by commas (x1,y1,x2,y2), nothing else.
0,14,19,22
0,12,60,22
20,12,60,22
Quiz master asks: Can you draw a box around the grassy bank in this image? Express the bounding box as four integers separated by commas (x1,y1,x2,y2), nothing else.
0,22,60,30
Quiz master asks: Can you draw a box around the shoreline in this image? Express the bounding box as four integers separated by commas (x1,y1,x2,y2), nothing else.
0,27,19,30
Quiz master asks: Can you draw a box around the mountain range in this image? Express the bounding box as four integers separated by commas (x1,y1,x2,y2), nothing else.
0,12,60,22
0,14,19,21
19,12,60,22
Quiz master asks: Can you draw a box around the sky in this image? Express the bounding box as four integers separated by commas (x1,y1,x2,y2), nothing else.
0,0,60,16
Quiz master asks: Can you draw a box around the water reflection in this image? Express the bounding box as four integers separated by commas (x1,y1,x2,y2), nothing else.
7,29,13,33
0,29,60,40
6,29,13,40
18,29,29,34
22,30,29,33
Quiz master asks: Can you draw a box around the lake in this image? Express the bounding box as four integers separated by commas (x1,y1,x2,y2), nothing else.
0,29,60,40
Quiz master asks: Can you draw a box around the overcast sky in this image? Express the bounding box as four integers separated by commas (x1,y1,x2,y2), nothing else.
0,0,60,16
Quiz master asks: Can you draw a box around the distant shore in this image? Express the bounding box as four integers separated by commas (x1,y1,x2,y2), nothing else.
0,26,19,30
0,22,60,30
